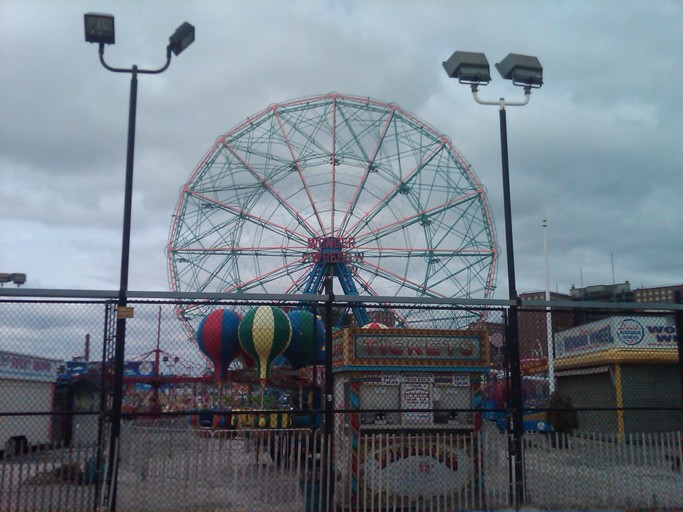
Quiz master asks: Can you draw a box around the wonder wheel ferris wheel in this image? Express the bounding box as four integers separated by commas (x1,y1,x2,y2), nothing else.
167,93,498,331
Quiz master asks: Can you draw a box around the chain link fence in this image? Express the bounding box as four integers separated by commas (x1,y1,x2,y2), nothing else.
1,291,681,511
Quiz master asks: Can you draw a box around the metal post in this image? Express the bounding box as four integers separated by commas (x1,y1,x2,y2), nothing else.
323,273,335,511
104,67,138,511
499,104,525,505
94,301,115,510
88,23,191,507
675,290,683,409
543,219,555,394
324,274,334,433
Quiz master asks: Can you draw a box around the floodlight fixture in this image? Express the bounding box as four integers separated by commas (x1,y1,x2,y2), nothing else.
84,13,115,45
0,273,26,286
168,22,195,56
10,273,26,286
442,51,491,85
495,53,543,88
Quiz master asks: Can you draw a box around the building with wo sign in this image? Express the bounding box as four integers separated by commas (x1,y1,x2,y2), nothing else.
553,315,680,435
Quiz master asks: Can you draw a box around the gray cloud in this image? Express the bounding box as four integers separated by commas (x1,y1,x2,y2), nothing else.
1,0,681,300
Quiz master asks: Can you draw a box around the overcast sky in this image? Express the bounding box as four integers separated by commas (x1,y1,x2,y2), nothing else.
2,0,682,300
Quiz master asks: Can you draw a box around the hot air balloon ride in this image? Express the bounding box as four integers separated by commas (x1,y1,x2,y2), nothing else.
238,306,292,391
196,309,242,385
284,310,324,368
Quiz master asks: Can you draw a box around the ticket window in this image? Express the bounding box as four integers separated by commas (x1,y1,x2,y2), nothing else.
433,385,471,425
360,384,400,425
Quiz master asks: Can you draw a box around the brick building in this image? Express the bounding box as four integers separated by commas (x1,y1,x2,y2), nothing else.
633,283,683,303
517,291,573,361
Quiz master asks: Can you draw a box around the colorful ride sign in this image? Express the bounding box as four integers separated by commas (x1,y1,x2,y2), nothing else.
332,328,488,371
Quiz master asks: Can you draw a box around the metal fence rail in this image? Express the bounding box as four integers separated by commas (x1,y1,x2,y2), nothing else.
1,422,681,511
1,291,681,511
0,442,100,512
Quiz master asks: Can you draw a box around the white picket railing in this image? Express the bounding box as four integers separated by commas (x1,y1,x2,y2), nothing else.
522,430,683,510
113,422,682,511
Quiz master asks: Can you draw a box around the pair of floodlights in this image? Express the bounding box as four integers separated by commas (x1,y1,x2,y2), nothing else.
443,51,543,90
0,273,26,286
84,13,195,56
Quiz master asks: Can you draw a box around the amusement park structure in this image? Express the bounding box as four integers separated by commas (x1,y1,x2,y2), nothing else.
158,93,501,431
167,93,498,334
94,95,505,507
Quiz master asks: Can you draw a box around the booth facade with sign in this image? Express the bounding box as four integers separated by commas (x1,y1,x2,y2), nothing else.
332,327,489,506
0,351,61,454
553,315,681,434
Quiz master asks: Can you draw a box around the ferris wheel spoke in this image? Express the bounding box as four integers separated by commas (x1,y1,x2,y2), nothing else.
178,247,312,292
330,96,338,233
274,98,354,236
220,140,320,236
342,140,447,237
336,104,396,236
282,267,320,295
354,258,449,299
352,188,484,246
171,215,238,253
222,256,310,293
184,190,312,246
357,247,495,259
273,110,328,236
172,245,310,258
274,100,336,158
275,103,340,175
344,271,413,327
423,255,495,297
431,198,493,251
360,251,493,297
170,240,306,289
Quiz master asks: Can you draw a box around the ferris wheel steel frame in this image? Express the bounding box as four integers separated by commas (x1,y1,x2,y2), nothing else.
167,93,498,331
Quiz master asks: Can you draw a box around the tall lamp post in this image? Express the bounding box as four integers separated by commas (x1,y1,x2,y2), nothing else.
443,51,543,506
543,218,556,394
84,13,194,510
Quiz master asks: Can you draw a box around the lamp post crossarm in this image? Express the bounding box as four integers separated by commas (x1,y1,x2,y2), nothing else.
471,85,531,109
98,43,172,75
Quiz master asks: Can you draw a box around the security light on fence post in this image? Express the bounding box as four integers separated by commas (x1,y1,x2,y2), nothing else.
10,273,26,286
0,273,26,286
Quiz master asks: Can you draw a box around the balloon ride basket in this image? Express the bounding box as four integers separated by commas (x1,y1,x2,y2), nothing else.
188,371,304,432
